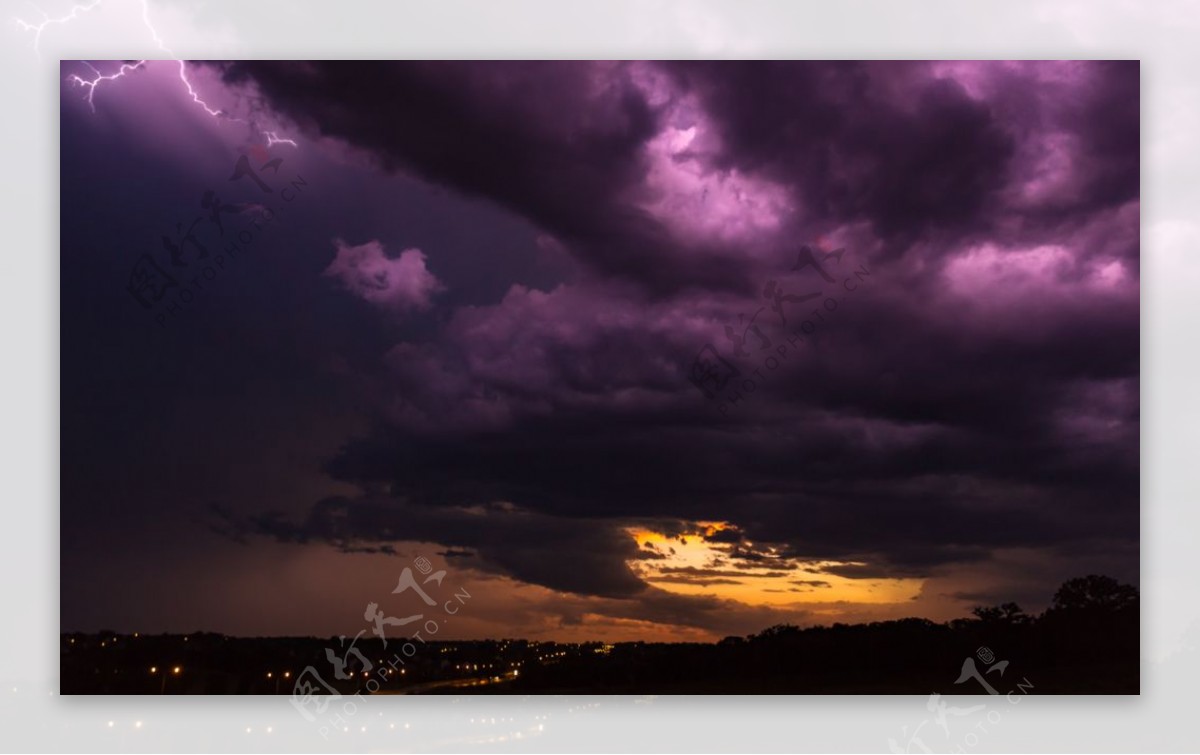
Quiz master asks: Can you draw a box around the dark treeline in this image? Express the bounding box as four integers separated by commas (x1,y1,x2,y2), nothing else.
61,575,1137,694
506,575,1139,693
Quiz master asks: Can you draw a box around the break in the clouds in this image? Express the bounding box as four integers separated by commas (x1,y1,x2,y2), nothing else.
61,60,1139,640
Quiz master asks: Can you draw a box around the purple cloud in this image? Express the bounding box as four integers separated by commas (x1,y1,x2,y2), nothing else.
201,61,1138,622
323,239,444,313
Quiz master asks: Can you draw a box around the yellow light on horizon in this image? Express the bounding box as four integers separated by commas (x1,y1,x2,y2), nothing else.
625,524,924,609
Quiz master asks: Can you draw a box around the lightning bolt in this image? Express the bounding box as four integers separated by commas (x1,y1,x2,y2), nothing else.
13,0,102,56
67,59,146,111
18,0,298,147
133,0,226,118
265,131,298,148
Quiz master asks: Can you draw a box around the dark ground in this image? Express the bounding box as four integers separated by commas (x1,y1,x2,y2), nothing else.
61,575,1138,695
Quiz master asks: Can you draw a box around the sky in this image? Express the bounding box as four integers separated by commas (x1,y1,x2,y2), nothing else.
60,60,1139,643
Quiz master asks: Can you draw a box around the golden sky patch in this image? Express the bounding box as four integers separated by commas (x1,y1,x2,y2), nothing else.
626,524,923,608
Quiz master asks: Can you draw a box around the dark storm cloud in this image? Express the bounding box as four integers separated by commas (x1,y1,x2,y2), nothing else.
211,498,818,635
663,61,1017,247
210,62,1138,597
648,575,744,587
670,61,1139,249
655,567,791,579
213,496,646,598
558,586,815,637
214,61,743,293
702,526,745,544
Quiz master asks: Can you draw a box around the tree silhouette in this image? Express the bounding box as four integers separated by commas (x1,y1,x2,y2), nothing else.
1049,575,1138,614
971,602,1029,625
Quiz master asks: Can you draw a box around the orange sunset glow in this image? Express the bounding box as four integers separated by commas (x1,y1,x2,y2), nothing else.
627,523,924,611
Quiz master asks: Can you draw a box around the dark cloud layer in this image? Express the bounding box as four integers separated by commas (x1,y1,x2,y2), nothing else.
62,61,1137,635
217,61,713,292
207,61,1139,602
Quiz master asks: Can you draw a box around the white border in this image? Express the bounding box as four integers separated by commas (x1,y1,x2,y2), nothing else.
2,0,1195,751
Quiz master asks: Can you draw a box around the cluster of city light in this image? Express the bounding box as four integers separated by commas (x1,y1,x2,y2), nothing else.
455,663,489,671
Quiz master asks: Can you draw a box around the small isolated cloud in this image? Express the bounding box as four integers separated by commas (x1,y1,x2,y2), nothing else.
324,238,444,312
